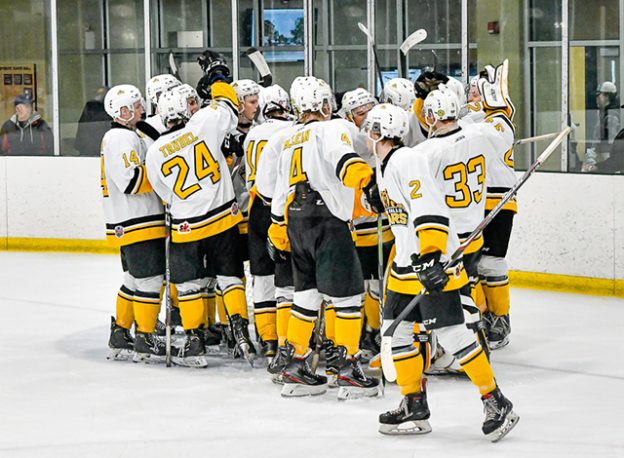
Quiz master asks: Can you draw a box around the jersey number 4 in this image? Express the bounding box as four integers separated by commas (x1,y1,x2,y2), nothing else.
288,147,308,186
161,141,221,200
442,155,485,208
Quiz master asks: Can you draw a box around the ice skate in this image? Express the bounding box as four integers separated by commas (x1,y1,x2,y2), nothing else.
172,329,208,368
107,316,134,361
281,349,328,397
484,312,511,350
154,319,167,337
481,387,519,442
201,324,222,352
379,380,432,435
133,331,167,364
360,327,380,362
425,342,465,376
330,346,380,400
324,343,340,388
262,340,278,358
230,314,256,366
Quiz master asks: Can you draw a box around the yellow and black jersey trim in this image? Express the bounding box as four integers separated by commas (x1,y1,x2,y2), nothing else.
336,152,373,189
211,81,240,115
105,213,166,247
388,262,468,295
271,212,285,225
124,164,154,195
458,232,484,255
354,220,394,247
238,212,249,235
171,199,243,243
485,187,517,213
414,215,450,255
485,111,515,134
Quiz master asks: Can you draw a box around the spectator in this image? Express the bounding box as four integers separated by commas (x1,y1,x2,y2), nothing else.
74,86,112,156
583,81,620,171
1,93,53,155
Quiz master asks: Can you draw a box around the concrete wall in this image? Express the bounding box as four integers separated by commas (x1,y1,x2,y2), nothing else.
0,156,623,282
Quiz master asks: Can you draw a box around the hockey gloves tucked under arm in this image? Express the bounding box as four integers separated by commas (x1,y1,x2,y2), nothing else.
410,251,449,293
363,178,384,214
267,223,289,263
414,71,449,100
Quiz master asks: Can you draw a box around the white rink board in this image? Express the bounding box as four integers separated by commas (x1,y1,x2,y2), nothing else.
0,252,623,458
1,156,624,280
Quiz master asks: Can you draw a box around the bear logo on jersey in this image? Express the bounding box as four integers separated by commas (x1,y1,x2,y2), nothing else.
114,225,124,238
178,222,191,234
380,190,408,226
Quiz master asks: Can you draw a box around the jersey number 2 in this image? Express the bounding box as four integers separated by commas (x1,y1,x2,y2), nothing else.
161,141,221,200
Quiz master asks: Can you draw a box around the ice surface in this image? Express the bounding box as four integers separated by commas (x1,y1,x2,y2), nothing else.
1,252,623,458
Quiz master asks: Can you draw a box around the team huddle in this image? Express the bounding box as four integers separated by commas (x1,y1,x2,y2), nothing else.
100,49,519,442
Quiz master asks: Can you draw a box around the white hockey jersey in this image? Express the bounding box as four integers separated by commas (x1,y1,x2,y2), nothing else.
378,146,468,295
100,124,165,247
145,95,242,243
404,109,427,147
270,118,373,224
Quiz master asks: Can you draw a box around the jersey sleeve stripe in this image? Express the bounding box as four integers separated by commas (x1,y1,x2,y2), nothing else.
413,215,449,230
335,152,364,180
124,166,142,194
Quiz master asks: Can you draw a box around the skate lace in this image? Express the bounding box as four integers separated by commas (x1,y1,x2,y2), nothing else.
491,316,510,333
483,396,502,422
388,397,410,416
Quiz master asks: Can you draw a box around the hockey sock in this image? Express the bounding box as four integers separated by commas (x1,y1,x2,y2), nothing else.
200,289,209,328
287,313,316,356
482,276,510,316
473,280,487,313
457,343,497,395
216,287,227,324
178,292,204,330
324,304,336,342
335,308,363,356
363,288,381,330
222,283,248,319
393,345,425,395
205,287,216,326
276,300,292,346
115,286,135,329
133,291,161,333
255,301,277,341
170,282,179,308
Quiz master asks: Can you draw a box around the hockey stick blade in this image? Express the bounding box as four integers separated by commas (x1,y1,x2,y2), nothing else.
380,126,572,382
246,47,272,87
400,29,427,56
357,22,374,43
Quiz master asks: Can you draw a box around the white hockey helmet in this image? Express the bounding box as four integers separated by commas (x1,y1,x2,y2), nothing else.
292,77,333,114
175,83,200,103
381,78,416,111
104,84,145,120
422,88,459,124
363,103,409,141
157,89,191,125
231,79,261,104
259,84,292,116
342,88,377,115
146,74,181,106
443,77,467,108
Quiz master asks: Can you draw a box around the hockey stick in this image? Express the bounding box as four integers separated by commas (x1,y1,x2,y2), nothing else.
310,301,326,372
514,131,559,146
380,126,573,382
357,23,384,97
246,47,273,88
398,29,427,79
164,203,173,367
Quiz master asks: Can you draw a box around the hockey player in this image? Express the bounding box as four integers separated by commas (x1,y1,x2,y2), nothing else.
145,60,253,368
143,74,182,137
362,102,518,442
341,88,392,359
101,84,167,363
175,83,202,116
381,77,426,147
244,84,295,357
268,77,380,399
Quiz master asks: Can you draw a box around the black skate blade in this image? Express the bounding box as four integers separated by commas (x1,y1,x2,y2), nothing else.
378,420,432,436
487,411,519,443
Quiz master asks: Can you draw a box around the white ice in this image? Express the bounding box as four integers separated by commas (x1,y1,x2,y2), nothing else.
1,252,623,458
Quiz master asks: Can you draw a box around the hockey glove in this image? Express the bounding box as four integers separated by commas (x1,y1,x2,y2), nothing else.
414,71,450,99
221,131,246,158
267,223,290,263
196,50,231,100
411,251,449,293
362,177,384,214
477,59,515,117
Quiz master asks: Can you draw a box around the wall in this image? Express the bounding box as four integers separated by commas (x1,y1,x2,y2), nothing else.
0,156,623,288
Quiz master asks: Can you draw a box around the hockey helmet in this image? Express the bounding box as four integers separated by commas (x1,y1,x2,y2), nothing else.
231,79,261,104
104,84,145,120
422,88,459,124
259,84,292,116
363,103,409,142
146,74,181,106
381,78,416,111
158,89,192,126
342,88,377,116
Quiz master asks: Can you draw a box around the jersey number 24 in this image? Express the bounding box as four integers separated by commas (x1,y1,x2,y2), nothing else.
161,141,221,200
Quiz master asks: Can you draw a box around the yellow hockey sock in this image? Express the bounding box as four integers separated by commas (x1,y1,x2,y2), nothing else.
287,314,316,356
458,345,497,395
255,301,277,342
200,290,209,328
276,302,292,346
205,289,216,326
178,293,205,330
324,304,336,343
363,290,381,330
335,312,362,356
133,292,161,333
222,284,248,319
115,287,134,329
473,280,487,313
393,346,425,396
216,287,227,324
483,278,510,316
170,282,179,308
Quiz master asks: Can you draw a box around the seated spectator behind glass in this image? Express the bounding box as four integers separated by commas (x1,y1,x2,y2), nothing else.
583,81,620,171
74,86,112,156
1,93,53,155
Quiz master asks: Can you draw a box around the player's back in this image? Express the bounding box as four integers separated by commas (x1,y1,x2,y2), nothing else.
244,118,293,189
